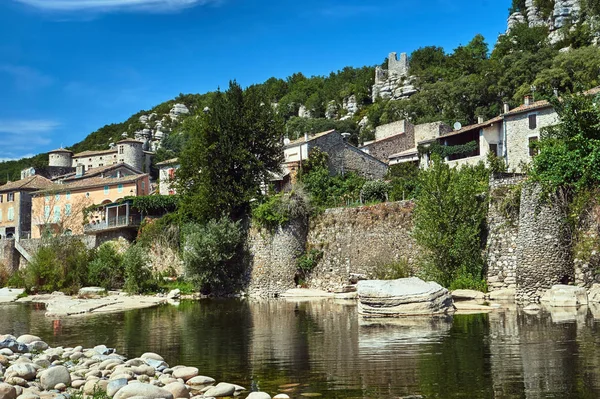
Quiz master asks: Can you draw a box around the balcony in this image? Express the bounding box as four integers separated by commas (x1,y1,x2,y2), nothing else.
84,201,142,234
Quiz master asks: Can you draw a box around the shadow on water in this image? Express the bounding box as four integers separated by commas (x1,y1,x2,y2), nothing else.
3,300,600,398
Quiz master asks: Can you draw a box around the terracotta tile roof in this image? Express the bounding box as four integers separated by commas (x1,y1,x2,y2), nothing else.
48,148,73,154
439,116,503,139
62,163,142,182
73,148,117,158
0,175,54,192
285,130,337,148
156,158,179,166
35,174,147,195
503,100,552,116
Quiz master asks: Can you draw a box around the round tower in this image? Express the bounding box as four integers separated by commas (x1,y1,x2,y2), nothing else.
117,138,144,171
48,148,73,168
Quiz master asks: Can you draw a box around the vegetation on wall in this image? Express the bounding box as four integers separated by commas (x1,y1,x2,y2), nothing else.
413,157,489,290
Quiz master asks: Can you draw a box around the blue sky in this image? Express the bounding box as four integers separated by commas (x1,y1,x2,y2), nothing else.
0,0,510,161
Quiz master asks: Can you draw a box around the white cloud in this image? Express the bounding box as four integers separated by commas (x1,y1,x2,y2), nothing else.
0,64,54,91
0,120,60,160
0,154,35,162
13,0,221,13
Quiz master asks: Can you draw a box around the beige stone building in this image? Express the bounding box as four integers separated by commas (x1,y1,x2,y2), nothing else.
156,158,179,196
30,171,149,239
0,176,53,240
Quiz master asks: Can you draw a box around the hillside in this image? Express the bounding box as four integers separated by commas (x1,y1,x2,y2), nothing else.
1,0,599,184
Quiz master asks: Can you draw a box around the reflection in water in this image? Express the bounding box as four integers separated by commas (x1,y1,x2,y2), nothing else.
1,300,600,398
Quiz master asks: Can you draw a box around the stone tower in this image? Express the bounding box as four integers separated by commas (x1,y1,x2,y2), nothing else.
117,138,144,172
48,148,73,168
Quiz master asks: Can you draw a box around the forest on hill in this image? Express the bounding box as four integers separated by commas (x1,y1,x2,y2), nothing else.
2,3,600,184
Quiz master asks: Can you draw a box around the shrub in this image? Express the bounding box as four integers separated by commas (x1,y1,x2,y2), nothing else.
388,163,420,201
252,190,309,231
373,258,410,280
183,217,245,294
87,242,124,290
25,238,92,294
449,269,488,292
123,245,154,294
413,157,489,288
297,249,323,274
361,180,390,203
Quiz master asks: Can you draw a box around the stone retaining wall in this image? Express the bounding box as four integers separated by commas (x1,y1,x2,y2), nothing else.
306,201,417,292
485,174,525,291
516,183,572,302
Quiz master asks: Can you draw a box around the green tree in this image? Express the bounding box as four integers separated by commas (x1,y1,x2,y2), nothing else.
413,157,489,289
177,81,284,223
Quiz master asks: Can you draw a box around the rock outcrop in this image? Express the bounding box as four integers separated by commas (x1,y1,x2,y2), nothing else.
357,277,455,317
540,284,588,307
372,52,417,102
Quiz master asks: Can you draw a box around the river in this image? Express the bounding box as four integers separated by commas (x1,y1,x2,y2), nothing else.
1,299,600,398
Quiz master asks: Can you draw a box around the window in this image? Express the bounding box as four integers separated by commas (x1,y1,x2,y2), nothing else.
529,136,539,157
53,206,60,222
118,184,123,193
0,194,3,203
55,193,60,201
8,193,14,202
104,185,109,195
44,205,50,219
88,165,93,170
489,144,498,156
65,204,72,216
119,145,124,155
66,191,71,200
99,164,104,167
0,209,3,222
528,114,537,130
7,207,14,221
86,192,90,198
141,181,145,193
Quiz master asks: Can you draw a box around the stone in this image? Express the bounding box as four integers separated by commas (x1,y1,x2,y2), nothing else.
0,339,29,354
357,277,454,317
203,383,236,398
0,383,16,399
186,376,215,390
40,366,71,390
171,367,198,381
144,358,168,370
166,289,180,300
140,352,164,362
15,336,40,345
588,284,600,303
27,341,48,352
247,393,271,399
0,354,8,366
6,364,37,380
162,382,189,399
451,289,485,301
488,289,516,302
54,384,66,391
273,395,290,399
71,380,86,389
107,379,128,397
540,285,588,307
78,287,107,297
113,383,174,399
83,379,102,395
170,104,189,117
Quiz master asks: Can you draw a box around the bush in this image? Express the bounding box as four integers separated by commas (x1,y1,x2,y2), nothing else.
449,269,488,292
87,242,124,290
388,163,420,201
183,217,245,294
25,238,92,294
413,157,489,288
123,245,154,294
373,258,410,280
361,180,390,203
252,191,309,231
297,249,323,273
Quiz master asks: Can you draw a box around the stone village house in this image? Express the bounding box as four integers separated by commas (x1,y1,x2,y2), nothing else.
156,158,179,196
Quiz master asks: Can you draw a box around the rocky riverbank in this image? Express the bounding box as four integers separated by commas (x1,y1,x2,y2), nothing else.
0,334,289,399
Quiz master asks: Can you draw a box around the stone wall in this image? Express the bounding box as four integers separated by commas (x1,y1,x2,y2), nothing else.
486,174,526,291
340,145,388,180
364,122,416,164
0,240,18,275
306,201,417,292
374,120,412,142
516,183,573,302
573,205,600,289
245,218,308,298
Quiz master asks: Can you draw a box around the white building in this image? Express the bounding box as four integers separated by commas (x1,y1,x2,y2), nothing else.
156,158,179,196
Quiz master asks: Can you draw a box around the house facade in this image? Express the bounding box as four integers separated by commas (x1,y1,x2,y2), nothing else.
157,158,179,196
30,173,149,239
0,176,53,240
360,120,416,163
282,130,388,183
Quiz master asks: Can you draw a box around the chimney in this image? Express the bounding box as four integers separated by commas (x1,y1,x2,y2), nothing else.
304,132,309,142
503,103,510,114
477,116,484,124
524,95,533,106
76,164,85,177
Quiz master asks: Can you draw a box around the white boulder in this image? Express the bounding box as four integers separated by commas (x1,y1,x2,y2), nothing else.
357,277,454,317
540,285,588,307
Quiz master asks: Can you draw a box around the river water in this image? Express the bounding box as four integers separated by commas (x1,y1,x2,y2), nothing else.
1,299,600,398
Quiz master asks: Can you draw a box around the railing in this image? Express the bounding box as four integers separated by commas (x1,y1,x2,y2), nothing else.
84,215,142,233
